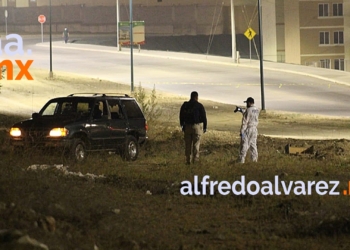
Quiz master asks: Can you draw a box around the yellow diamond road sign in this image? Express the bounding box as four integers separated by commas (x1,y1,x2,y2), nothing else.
244,28,256,40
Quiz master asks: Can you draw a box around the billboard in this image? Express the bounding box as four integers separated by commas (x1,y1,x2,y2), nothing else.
119,21,145,46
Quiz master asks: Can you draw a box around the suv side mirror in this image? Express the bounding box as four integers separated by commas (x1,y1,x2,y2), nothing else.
32,112,41,120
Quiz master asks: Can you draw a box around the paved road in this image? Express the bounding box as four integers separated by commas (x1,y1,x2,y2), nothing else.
16,36,350,117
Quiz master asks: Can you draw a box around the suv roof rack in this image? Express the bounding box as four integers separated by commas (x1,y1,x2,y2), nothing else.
68,93,130,97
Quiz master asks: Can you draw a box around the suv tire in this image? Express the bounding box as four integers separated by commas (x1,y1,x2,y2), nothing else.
122,135,139,161
71,139,87,163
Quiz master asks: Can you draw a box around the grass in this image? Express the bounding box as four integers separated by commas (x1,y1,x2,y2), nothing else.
1,72,350,249
1,114,350,249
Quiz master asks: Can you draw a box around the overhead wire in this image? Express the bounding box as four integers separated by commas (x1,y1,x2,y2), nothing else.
206,1,224,55
206,0,219,55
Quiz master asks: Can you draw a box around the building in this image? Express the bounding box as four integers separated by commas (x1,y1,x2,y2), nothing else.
0,0,349,71
287,0,349,71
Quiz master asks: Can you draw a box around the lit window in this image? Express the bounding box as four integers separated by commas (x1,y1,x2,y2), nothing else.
319,3,329,17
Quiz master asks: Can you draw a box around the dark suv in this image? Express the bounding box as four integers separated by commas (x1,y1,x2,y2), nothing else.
9,93,148,162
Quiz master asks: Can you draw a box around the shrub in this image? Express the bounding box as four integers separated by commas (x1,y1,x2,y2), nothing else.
132,83,162,125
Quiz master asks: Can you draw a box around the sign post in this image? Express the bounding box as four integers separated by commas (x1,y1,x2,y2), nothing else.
244,27,256,62
5,10,8,36
38,15,46,43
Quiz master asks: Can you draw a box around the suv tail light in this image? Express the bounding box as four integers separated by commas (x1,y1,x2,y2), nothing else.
145,120,148,131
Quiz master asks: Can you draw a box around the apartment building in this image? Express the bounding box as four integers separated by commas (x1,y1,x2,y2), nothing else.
299,1,347,71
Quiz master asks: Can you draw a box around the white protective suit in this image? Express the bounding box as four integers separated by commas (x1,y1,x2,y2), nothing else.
239,105,260,163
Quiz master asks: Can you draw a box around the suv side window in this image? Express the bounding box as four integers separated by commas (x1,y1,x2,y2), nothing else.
92,101,109,120
76,102,90,117
108,99,124,119
61,101,74,115
121,100,144,119
61,101,91,117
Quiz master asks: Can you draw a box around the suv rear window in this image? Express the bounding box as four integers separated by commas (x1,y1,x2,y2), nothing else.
121,100,144,119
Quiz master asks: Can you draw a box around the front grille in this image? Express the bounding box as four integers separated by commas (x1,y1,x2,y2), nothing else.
27,129,48,142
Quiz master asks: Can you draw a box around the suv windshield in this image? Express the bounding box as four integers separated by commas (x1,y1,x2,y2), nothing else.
40,100,92,117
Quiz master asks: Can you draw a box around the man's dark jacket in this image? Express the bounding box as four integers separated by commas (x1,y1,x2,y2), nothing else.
179,99,207,131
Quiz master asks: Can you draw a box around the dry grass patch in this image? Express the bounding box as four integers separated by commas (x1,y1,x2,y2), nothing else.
1,70,350,249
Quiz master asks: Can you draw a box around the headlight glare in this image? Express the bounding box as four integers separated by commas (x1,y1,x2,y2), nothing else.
10,128,21,137
49,128,69,137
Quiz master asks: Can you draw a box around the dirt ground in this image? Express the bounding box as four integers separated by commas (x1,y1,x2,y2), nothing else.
1,69,350,249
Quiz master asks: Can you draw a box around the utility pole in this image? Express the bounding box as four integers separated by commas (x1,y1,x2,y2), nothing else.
116,0,120,50
258,0,265,110
230,0,237,63
49,0,53,79
130,0,134,92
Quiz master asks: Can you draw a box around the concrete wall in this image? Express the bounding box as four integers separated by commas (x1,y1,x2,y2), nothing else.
284,0,300,64
37,0,113,7
34,0,257,7
15,0,28,7
261,0,277,62
276,0,285,62
3,0,210,7
344,1,350,71
0,4,251,36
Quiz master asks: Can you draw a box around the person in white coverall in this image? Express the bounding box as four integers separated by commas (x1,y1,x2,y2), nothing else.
239,97,259,163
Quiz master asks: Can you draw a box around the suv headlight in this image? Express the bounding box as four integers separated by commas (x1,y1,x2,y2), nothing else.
49,128,69,137
10,127,21,137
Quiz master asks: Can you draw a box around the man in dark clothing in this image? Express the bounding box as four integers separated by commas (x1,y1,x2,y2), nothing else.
179,91,207,164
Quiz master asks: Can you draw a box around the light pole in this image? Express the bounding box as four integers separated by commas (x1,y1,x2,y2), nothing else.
116,0,120,50
258,0,265,110
230,0,236,63
49,0,53,79
130,0,134,92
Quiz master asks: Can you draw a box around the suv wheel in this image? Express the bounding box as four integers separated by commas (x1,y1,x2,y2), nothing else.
122,135,139,161
71,139,87,163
